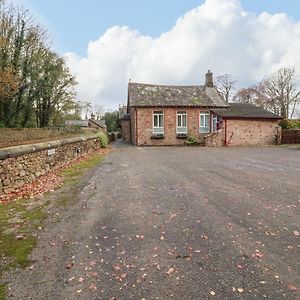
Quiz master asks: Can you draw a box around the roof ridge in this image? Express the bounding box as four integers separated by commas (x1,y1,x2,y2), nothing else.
129,82,204,88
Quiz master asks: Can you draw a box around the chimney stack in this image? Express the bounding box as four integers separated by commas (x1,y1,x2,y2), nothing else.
205,70,213,87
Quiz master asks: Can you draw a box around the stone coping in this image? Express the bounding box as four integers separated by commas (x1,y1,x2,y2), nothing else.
0,134,101,160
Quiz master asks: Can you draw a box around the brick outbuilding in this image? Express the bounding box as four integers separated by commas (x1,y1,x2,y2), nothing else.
120,71,282,146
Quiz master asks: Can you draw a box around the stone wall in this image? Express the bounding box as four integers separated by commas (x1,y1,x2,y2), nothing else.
0,135,101,194
226,119,280,146
133,107,208,146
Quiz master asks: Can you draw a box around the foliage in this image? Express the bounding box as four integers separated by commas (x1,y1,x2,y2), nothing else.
234,67,300,119
279,119,300,129
101,110,120,132
0,0,78,128
99,132,108,148
184,134,198,146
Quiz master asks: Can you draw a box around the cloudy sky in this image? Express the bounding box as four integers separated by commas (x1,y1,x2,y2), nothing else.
10,0,300,112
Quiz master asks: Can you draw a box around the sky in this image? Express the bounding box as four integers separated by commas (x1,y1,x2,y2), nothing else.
9,0,300,114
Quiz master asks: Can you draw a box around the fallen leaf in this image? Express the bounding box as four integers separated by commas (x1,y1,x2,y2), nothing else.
79,277,84,283
90,272,98,277
288,285,297,291
89,283,97,291
255,250,263,259
237,288,244,293
90,261,97,267
292,230,299,236
166,267,175,275
66,262,73,269
114,265,121,271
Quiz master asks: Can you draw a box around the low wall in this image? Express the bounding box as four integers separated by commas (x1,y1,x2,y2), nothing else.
0,134,101,194
204,130,223,147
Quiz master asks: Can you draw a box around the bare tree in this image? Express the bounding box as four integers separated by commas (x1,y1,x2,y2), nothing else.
93,104,104,120
234,67,300,119
261,67,300,119
233,84,269,109
216,74,237,103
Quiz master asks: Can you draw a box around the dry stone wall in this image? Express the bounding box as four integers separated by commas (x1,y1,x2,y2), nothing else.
0,135,101,194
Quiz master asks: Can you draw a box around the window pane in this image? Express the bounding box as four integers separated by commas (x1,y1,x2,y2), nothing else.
204,115,209,127
177,115,181,127
182,115,187,127
159,114,163,127
200,113,210,133
154,115,158,127
200,115,204,126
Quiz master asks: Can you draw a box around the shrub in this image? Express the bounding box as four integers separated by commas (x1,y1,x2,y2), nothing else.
184,135,198,146
99,132,108,148
279,119,300,129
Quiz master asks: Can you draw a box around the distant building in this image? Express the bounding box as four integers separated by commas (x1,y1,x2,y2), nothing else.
66,114,106,132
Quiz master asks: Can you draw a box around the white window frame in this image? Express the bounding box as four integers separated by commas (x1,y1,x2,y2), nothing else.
176,111,187,134
199,112,210,133
153,111,164,134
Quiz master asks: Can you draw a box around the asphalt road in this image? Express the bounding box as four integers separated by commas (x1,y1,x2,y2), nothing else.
5,145,300,299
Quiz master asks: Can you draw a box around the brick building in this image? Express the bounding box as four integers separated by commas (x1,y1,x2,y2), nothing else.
120,71,282,146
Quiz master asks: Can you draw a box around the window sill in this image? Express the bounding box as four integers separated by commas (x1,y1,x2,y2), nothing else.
151,134,164,139
176,133,188,139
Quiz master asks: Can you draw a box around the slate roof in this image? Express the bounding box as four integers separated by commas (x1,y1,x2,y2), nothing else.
212,103,283,119
89,119,106,128
128,82,228,108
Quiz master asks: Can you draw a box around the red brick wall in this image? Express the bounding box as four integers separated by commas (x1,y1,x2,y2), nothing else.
226,119,280,146
130,107,136,145
133,107,208,146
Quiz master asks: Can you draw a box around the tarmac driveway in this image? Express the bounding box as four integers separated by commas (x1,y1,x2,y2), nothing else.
6,145,300,299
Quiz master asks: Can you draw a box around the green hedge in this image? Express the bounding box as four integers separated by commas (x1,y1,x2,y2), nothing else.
279,119,300,129
99,132,109,148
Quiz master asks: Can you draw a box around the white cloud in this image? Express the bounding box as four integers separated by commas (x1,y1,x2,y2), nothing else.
65,0,300,110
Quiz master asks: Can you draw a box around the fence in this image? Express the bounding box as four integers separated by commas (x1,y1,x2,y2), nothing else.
281,129,300,144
